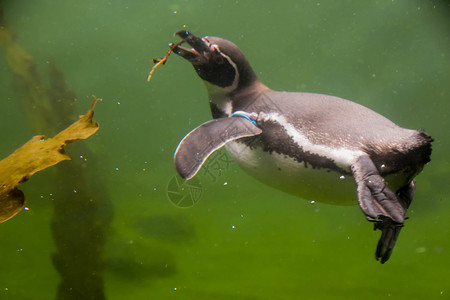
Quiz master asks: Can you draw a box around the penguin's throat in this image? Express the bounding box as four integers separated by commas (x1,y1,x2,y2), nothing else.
205,81,270,117
203,82,233,116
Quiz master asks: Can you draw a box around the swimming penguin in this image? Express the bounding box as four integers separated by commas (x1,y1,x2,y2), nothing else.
170,30,432,263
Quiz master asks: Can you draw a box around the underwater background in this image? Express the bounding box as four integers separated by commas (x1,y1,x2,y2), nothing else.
0,1,449,299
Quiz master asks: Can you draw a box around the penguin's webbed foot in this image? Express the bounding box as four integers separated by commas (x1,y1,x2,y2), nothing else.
351,155,410,263
373,216,403,263
351,156,406,223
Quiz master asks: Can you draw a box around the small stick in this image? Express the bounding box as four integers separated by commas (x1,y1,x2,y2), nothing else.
147,41,183,82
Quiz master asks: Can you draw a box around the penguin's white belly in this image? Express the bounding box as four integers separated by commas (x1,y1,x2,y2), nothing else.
225,141,358,205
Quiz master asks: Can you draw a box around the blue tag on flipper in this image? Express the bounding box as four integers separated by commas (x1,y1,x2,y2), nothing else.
230,111,257,125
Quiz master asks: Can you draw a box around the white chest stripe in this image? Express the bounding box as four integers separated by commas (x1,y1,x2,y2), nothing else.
261,112,364,168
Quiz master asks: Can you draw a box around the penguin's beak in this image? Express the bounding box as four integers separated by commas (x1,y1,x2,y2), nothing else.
172,30,214,65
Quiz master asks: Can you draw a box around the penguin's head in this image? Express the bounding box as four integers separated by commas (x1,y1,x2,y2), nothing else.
172,30,258,93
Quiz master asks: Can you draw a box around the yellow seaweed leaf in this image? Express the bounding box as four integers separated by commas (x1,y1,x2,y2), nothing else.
0,97,100,223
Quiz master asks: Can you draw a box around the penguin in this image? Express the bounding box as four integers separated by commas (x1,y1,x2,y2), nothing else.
170,30,432,263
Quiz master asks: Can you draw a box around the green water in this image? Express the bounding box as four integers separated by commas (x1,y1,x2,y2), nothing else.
1,1,449,299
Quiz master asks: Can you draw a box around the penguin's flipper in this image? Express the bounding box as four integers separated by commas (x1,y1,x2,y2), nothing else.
351,155,410,263
174,116,262,180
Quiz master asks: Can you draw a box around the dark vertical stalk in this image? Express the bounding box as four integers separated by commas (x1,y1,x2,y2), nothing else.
1,8,113,299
